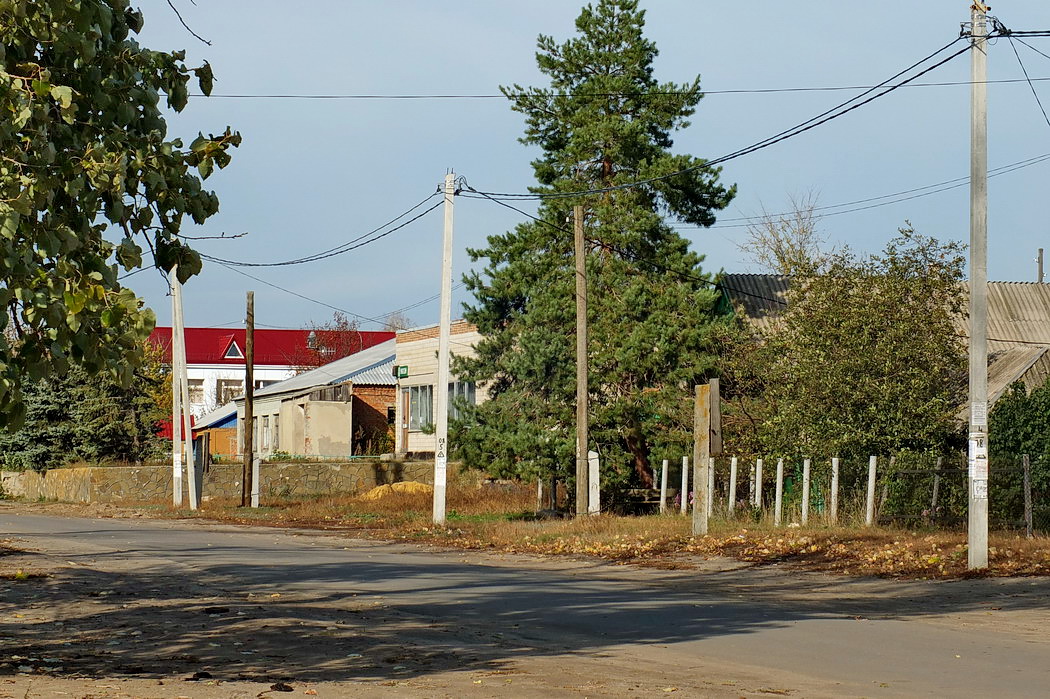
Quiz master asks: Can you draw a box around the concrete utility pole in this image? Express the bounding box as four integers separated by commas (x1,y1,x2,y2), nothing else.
1038,248,1044,283
574,205,589,516
433,172,455,525
170,267,183,507
242,291,255,508
968,2,990,570
172,273,197,510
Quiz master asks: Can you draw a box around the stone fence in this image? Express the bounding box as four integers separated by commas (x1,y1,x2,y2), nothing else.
0,459,446,504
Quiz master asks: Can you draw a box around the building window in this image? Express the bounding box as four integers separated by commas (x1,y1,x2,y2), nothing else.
262,415,271,450
252,416,258,451
408,385,433,431
273,415,279,450
187,379,205,405
216,379,244,404
255,379,277,390
449,381,476,420
224,341,243,359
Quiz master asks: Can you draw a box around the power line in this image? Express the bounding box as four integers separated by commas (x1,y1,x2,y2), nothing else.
466,187,786,307
681,152,1050,230
213,262,461,328
200,193,442,267
215,262,388,325
1007,36,1050,131
465,37,972,201
186,77,1050,101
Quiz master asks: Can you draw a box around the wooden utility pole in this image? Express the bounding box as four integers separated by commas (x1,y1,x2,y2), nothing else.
968,2,990,570
170,266,183,507
172,272,197,510
692,384,711,535
574,205,589,516
433,172,455,525
1038,248,1044,283
242,291,255,507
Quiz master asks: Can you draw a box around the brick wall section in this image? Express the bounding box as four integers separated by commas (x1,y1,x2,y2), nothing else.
0,461,456,504
396,319,476,343
352,385,395,447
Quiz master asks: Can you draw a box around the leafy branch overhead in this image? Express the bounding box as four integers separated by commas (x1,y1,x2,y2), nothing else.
0,0,239,425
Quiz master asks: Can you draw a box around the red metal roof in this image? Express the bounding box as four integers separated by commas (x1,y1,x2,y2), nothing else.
148,327,394,367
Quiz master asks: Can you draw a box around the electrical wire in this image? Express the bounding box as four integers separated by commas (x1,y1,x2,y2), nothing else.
466,187,786,307
1007,36,1050,131
200,193,442,267
214,262,388,325
676,152,1050,229
465,37,972,201
186,77,1050,100
1016,37,1050,63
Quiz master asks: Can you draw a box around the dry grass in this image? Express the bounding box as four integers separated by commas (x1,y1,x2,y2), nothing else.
48,478,1050,580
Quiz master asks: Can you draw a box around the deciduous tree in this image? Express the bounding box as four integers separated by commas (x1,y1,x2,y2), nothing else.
0,0,239,425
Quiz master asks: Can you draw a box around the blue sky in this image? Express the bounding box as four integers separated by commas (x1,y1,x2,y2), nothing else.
131,1,1050,330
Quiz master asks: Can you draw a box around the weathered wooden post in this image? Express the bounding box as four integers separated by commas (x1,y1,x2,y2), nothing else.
774,457,784,527
692,384,711,535
707,457,715,518
930,456,943,524
754,458,763,510
801,457,812,525
659,459,669,514
727,456,738,515
680,456,689,514
1023,454,1034,539
830,457,840,525
865,455,878,527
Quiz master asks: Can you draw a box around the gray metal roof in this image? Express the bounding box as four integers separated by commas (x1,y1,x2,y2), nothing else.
247,339,396,401
719,274,790,333
195,401,237,430
722,274,1050,414
722,275,1050,351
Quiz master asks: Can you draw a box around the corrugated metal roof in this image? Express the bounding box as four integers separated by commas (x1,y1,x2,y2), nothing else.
340,362,397,386
723,276,1050,352
195,402,237,430
247,339,396,401
719,274,790,333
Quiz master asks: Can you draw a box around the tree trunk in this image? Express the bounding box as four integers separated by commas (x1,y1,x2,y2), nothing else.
625,424,654,487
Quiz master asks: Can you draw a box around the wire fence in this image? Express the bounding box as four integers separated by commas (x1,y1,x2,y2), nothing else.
654,453,1047,534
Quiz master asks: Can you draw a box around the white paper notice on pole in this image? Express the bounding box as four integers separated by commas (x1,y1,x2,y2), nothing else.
971,400,988,427
968,432,988,480
972,478,989,500
173,453,182,472
435,436,448,478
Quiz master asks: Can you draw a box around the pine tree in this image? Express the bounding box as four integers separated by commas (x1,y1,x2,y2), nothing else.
457,0,735,490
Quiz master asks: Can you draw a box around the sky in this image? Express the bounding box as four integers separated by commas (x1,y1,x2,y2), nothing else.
129,1,1050,331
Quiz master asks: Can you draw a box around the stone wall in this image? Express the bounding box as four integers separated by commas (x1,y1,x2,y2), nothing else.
0,459,449,504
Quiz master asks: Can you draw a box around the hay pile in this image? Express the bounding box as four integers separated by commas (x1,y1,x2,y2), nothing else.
359,481,433,501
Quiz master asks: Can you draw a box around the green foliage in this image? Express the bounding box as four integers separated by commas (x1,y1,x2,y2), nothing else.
455,0,734,489
990,380,1050,459
0,0,239,426
0,341,168,470
722,229,967,460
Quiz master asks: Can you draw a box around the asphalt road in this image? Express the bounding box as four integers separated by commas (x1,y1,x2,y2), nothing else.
3,511,1050,697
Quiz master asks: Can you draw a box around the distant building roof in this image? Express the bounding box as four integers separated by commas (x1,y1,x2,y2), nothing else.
195,402,238,430
148,327,394,367
720,273,1050,415
239,339,396,403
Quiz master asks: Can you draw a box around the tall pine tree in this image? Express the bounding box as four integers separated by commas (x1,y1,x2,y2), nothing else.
456,0,734,490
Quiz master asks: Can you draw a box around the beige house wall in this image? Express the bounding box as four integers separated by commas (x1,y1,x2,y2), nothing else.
394,320,487,454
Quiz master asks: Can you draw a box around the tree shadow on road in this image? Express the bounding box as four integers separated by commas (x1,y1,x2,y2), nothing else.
1,523,1049,687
